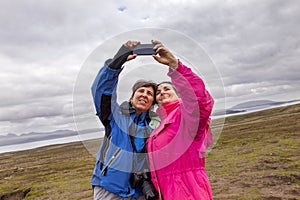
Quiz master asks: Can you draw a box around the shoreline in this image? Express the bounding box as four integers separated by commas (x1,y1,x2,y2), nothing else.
1,102,299,155
0,132,101,155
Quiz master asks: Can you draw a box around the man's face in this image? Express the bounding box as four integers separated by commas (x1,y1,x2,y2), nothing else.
131,86,154,114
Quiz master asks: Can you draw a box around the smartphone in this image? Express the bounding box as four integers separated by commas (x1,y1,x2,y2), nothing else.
133,44,157,55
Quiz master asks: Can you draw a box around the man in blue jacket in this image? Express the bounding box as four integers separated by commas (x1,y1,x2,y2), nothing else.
90,40,159,200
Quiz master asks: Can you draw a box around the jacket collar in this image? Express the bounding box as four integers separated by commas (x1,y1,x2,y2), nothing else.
157,100,180,118
120,101,136,115
120,101,157,123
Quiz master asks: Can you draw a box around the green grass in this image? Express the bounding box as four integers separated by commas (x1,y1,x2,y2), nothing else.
0,143,96,199
0,103,299,199
206,103,300,200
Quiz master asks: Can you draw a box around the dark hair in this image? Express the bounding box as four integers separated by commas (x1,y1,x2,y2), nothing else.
156,81,179,96
130,80,157,105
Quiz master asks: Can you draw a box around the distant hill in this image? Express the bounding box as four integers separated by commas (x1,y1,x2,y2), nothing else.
231,100,276,109
212,99,300,116
0,128,103,146
2,99,300,147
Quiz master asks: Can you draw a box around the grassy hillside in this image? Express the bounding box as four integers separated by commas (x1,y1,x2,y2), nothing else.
0,104,299,200
207,103,300,200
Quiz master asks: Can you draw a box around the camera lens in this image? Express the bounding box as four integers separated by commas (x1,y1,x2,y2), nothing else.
130,173,143,188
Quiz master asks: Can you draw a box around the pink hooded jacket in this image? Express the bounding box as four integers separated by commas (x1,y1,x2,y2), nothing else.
146,60,214,200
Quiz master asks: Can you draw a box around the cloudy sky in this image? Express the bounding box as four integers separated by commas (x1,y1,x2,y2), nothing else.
0,0,299,137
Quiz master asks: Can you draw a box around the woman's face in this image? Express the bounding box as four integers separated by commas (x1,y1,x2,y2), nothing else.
131,86,154,114
156,83,179,106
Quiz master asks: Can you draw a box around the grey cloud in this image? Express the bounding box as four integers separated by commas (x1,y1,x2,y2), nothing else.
159,0,299,95
0,95,73,121
0,0,299,136
0,64,75,108
1,1,151,135
0,0,122,63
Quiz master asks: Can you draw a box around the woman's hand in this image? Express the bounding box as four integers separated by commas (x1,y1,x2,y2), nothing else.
123,40,141,61
152,40,178,69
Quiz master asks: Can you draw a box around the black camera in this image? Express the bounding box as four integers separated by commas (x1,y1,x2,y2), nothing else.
132,44,157,55
130,172,158,200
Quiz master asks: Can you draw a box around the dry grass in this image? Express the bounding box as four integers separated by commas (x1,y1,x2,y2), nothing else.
0,104,299,199
206,104,300,200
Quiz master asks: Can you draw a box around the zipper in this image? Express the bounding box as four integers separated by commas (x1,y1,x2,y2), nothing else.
101,148,122,176
102,135,111,164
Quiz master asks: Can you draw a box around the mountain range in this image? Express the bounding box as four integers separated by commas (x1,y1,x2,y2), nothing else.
0,128,103,146
1,99,299,147
212,99,300,116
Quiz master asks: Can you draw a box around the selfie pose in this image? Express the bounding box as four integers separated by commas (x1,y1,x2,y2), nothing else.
147,40,214,200
90,41,159,200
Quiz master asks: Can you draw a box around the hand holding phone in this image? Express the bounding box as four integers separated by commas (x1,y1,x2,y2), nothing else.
133,44,157,55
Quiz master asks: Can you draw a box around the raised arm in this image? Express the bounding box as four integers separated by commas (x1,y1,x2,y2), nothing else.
91,41,140,125
152,40,214,131
169,61,214,124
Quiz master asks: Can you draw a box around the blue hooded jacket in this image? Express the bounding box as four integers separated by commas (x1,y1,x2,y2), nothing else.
90,63,156,198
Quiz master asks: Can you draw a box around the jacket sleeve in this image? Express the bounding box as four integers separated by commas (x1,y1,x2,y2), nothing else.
91,63,123,126
91,45,131,127
168,60,214,135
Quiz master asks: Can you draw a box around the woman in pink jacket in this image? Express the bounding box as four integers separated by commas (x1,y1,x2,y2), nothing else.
147,41,214,200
